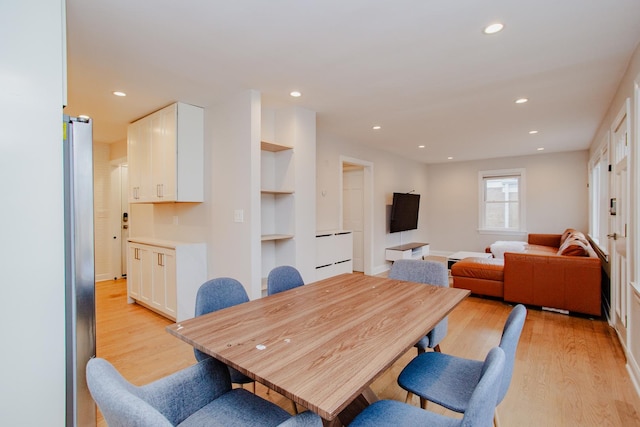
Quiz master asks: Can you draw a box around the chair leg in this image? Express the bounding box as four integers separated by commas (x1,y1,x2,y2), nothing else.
405,391,413,404
433,344,441,352
292,400,299,414
420,397,427,409
252,382,256,394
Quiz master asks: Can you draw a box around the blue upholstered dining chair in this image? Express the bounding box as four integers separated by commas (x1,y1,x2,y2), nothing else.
398,304,527,427
194,277,255,391
350,347,506,427
388,259,449,353
267,265,304,295
86,357,322,427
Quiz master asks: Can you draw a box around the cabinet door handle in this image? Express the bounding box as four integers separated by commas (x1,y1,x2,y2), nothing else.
158,253,164,266
157,184,163,198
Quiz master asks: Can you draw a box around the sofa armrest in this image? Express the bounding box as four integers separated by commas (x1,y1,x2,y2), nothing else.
503,252,601,316
527,233,562,248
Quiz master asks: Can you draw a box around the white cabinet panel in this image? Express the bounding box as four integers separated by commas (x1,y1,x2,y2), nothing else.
127,239,206,321
128,102,203,203
315,231,353,281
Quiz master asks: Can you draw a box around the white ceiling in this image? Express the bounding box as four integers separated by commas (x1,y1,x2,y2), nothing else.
64,0,640,164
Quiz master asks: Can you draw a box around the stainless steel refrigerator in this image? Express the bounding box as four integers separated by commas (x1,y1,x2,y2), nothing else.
63,115,96,427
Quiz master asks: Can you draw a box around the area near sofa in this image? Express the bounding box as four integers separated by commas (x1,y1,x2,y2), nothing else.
451,229,602,316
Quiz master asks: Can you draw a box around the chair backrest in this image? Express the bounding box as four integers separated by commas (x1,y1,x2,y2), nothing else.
388,259,448,287
194,277,249,362
267,265,304,295
461,347,506,427
87,357,231,427
86,358,175,427
389,259,449,347
497,304,527,403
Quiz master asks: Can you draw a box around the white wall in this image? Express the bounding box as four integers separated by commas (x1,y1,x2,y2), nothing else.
588,41,640,395
316,134,588,271
208,90,262,297
316,134,429,274
590,41,640,283
93,142,111,281
426,150,589,254
0,1,66,425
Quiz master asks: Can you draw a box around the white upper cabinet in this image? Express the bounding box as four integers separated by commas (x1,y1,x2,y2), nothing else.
128,102,204,203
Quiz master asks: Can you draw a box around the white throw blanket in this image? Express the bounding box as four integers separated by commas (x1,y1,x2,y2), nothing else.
490,241,527,259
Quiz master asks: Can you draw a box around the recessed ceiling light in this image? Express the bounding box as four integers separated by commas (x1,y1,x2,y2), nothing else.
447,156,454,160
372,125,381,130
537,147,545,151
113,91,126,97
529,130,539,134
418,145,425,148
483,23,504,35
290,91,302,97
515,98,528,104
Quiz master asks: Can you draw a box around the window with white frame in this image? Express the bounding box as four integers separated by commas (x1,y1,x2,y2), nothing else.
588,142,609,249
479,169,526,233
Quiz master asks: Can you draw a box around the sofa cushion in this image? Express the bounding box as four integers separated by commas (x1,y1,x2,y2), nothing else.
523,244,558,255
451,257,504,281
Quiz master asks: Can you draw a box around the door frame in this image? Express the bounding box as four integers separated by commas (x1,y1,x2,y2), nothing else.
609,98,631,340
339,156,373,276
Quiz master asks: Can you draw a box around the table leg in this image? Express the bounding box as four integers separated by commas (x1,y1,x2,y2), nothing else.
321,387,378,426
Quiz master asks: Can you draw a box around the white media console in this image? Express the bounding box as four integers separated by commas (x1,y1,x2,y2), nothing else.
385,242,430,261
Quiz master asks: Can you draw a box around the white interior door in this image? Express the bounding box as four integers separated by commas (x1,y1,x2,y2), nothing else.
343,166,364,272
120,165,129,276
610,100,630,340
110,162,129,280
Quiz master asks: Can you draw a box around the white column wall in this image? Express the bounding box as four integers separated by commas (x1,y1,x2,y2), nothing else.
0,1,66,425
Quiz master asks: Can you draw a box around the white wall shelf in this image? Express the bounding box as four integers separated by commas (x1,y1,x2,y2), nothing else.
261,234,294,241
259,107,316,292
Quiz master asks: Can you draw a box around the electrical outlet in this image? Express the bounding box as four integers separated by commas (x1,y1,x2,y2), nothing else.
234,209,244,223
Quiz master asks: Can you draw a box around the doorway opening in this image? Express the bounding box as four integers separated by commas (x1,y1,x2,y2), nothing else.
340,156,373,276
110,159,128,280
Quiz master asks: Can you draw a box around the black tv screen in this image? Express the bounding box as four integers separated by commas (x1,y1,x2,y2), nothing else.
390,192,420,233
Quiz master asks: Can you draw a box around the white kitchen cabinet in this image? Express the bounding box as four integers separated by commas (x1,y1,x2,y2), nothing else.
315,230,353,281
127,238,206,321
150,246,177,318
128,242,151,303
128,102,203,203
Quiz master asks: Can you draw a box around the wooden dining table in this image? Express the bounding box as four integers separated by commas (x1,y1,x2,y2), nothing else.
166,273,469,426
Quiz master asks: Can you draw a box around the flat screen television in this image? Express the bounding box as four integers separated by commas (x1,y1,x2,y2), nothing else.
390,192,420,233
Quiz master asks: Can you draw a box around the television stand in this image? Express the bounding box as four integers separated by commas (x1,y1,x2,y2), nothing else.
385,242,430,262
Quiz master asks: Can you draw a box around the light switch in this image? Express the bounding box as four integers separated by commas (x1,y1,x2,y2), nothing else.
234,209,244,223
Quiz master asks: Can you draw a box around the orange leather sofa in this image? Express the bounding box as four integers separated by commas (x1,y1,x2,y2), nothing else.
452,230,602,316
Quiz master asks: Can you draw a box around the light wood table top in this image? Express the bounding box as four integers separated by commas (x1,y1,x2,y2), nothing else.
167,273,469,424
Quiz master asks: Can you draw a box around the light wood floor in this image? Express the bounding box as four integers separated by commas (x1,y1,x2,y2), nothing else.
96,278,640,426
